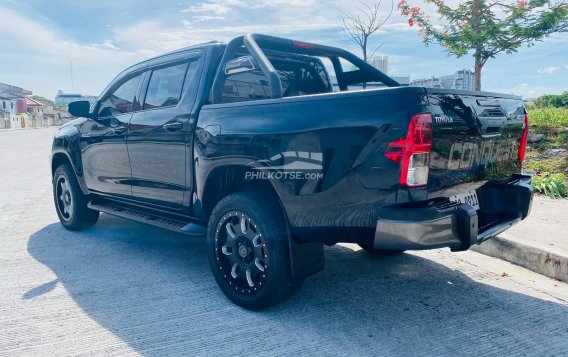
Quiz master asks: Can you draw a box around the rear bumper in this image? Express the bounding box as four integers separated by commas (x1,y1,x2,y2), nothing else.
373,174,533,251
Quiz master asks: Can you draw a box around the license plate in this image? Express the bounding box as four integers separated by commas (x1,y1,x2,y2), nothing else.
449,190,480,210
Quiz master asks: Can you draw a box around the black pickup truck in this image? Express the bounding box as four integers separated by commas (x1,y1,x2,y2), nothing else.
52,33,532,310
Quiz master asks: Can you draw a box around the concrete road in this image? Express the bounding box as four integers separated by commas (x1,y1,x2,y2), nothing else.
1,128,567,356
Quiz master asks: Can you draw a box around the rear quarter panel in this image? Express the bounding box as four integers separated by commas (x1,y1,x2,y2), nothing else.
194,87,428,230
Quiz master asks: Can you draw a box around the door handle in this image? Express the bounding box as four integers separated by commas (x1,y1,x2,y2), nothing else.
163,121,184,132
113,126,127,134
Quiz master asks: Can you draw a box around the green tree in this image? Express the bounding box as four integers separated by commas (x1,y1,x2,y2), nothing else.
532,91,568,107
31,95,54,105
398,0,568,90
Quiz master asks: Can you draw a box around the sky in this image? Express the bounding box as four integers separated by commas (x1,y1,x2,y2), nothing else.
0,0,566,100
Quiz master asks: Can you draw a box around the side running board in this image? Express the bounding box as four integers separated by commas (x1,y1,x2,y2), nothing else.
87,200,206,237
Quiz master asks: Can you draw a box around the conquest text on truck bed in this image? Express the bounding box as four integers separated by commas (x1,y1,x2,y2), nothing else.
51,34,533,310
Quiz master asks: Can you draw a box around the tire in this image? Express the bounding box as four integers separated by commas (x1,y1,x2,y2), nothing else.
207,191,301,310
358,244,405,256
53,164,99,230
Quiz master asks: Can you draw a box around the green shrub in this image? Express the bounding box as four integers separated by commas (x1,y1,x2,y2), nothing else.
527,107,568,127
532,92,568,108
531,172,568,199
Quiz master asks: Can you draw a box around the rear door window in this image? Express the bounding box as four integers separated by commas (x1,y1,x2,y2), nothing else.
143,62,189,110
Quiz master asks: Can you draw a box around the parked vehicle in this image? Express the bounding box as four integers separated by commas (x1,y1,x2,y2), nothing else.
51,34,533,310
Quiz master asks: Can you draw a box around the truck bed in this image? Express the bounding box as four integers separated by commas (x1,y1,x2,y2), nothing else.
196,84,527,245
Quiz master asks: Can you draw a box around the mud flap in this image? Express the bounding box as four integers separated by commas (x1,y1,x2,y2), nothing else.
451,204,478,252
289,240,325,279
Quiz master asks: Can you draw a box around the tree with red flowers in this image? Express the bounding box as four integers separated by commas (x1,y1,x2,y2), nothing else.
398,0,568,90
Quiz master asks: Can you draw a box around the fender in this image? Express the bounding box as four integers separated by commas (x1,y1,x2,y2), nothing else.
51,118,90,195
195,161,324,279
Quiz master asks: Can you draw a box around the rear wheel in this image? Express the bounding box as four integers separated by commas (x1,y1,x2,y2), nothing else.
207,191,301,310
53,164,99,230
358,244,405,256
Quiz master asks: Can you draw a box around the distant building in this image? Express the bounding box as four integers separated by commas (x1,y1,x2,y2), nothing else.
55,91,81,105
0,82,64,129
0,82,32,97
0,93,21,129
440,69,474,91
0,82,37,129
40,101,71,126
410,77,442,88
370,56,388,74
411,69,474,90
24,97,46,127
55,90,97,105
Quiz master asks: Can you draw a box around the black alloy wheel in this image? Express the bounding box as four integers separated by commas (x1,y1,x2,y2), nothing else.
53,164,99,230
214,211,268,295
55,175,74,222
207,191,301,310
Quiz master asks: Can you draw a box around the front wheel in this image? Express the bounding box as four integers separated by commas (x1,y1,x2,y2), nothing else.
53,164,99,230
207,191,301,310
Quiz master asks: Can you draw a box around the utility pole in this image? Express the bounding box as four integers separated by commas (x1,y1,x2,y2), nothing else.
69,59,74,92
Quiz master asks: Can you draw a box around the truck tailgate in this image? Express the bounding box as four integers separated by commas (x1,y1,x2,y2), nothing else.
425,89,526,198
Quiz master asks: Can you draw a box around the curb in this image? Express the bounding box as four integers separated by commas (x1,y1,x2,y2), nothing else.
471,234,567,282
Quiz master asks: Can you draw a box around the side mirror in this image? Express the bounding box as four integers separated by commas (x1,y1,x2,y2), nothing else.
68,101,91,118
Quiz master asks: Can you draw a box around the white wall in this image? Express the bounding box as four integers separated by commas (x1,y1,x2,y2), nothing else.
0,99,23,129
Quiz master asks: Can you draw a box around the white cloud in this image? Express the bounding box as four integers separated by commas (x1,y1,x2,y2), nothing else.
187,15,226,24
111,21,177,53
181,2,231,17
178,0,346,38
1,0,567,100
114,0,343,53
0,7,148,98
537,66,561,74
493,83,565,98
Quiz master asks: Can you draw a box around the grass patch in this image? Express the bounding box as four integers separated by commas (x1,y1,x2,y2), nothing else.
527,127,568,151
523,108,568,197
531,173,568,199
524,149,568,175
527,107,568,127
524,130,568,177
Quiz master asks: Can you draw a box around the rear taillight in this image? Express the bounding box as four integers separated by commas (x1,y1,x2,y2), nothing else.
385,113,433,187
519,113,528,163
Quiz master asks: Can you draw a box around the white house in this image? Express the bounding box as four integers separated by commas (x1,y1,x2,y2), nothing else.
0,93,21,129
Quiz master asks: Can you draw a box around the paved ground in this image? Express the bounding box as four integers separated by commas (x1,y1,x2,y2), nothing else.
1,128,567,356
471,179,568,281
472,197,568,280
507,196,568,257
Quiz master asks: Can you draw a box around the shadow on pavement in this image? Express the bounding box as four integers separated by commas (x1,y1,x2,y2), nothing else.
28,215,568,355
22,278,59,300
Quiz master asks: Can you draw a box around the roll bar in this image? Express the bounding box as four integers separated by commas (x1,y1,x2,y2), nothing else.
244,34,283,99
210,33,400,104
